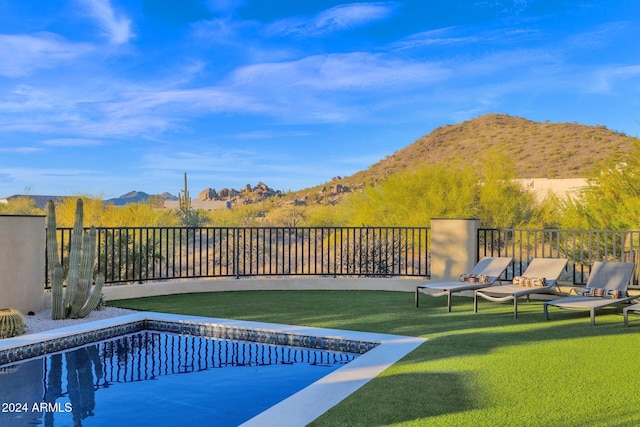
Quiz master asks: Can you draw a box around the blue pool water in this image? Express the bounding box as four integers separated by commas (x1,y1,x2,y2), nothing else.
0,331,359,426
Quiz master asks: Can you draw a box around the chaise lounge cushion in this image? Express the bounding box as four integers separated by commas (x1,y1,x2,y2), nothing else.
512,276,547,288
460,274,490,284
583,287,627,299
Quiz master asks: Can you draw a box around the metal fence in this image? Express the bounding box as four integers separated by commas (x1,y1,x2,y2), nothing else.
478,228,640,286
47,225,640,289
45,226,430,287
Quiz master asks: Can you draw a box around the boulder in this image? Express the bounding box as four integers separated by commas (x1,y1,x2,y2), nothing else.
197,188,217,201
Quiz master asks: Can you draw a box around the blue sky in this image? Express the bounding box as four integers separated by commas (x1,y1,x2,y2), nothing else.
1,0,639,198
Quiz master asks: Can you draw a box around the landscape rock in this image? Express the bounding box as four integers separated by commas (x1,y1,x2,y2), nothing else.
197,188,217,201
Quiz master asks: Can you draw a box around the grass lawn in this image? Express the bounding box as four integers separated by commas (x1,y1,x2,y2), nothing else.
111,290,640,426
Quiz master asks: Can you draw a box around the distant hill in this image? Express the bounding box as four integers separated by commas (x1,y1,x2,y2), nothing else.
350,114,636,183
286,114,638,205
104,191,177,206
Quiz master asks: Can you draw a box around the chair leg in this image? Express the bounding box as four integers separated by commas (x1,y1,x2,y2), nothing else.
590,308,596,326
415,287,420,308
624,309,629,327
513,297,518,319
543,303,549,321
447,291,452,313
474,292,478,313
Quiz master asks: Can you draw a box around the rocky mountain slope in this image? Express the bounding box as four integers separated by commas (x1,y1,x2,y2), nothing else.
287,114,638,205
346,114,634,184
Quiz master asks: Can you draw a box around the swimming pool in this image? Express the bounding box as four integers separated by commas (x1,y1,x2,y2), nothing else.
0,312,426,426
1,331,359,426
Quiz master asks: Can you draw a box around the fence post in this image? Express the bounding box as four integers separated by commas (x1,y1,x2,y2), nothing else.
430,218,480,282
0,215,46,314
234,228,240,278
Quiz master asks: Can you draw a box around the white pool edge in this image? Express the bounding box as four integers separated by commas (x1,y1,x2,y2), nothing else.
0,312,426,426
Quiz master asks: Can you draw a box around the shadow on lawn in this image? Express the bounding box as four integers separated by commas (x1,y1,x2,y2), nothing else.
311,371,478,427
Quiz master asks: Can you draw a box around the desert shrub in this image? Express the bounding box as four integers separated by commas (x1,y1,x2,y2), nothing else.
557,145,640,230
476,147,539,228
335,150,541,228
337,162,479,226
0,196,42,215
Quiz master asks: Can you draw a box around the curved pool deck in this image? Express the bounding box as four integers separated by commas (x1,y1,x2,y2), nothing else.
0,312,426,426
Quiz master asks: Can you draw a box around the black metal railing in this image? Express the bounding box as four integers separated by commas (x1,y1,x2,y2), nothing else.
45,226,430,287
45,225,640,288
479,228,640,286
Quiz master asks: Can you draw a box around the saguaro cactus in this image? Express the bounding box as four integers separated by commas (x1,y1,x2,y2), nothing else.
46,199,105,320
178,171,191,212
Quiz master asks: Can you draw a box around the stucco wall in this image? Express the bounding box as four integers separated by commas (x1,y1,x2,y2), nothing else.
0,215,46,313
429,218,480,282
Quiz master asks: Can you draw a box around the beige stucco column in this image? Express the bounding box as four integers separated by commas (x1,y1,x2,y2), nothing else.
429,218,480,282
0,215,46,314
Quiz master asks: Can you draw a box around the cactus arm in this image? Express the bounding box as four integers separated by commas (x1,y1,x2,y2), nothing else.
64,199,85,315
46,201,60,269
70,279,89,318
70,227,98,318
46,201,66,320
76,274,105,318
51,265,65,320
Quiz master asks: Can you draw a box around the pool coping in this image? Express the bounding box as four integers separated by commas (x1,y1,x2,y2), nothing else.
0,312,426,426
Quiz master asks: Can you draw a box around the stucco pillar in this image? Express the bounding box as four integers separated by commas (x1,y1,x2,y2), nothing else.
0,215,46,314
429,218,480,282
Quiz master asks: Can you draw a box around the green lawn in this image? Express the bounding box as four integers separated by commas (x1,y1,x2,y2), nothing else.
111,290,640,427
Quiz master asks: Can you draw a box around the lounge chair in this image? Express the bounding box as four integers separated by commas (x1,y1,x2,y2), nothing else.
543,261,635,325
415,257,512,311
474,258,568,318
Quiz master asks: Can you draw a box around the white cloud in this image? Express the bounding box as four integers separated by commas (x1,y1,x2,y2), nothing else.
0,84,73,113
0,33,92,77
41,138,104,147
79,0,134,44
0,146,43,154
7,51,450,134
268,2,400,37
392,27,482,50
230,52,448,91
391,25,544,52
96,86,275,122
231,130,312,139
565,21,631,50
588,65,640,94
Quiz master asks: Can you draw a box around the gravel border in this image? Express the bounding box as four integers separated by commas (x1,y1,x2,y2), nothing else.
23,307,138,335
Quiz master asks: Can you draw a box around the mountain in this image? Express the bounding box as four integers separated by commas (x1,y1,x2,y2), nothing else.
285,114,639,206
104,191,177,206
351,114,636,183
